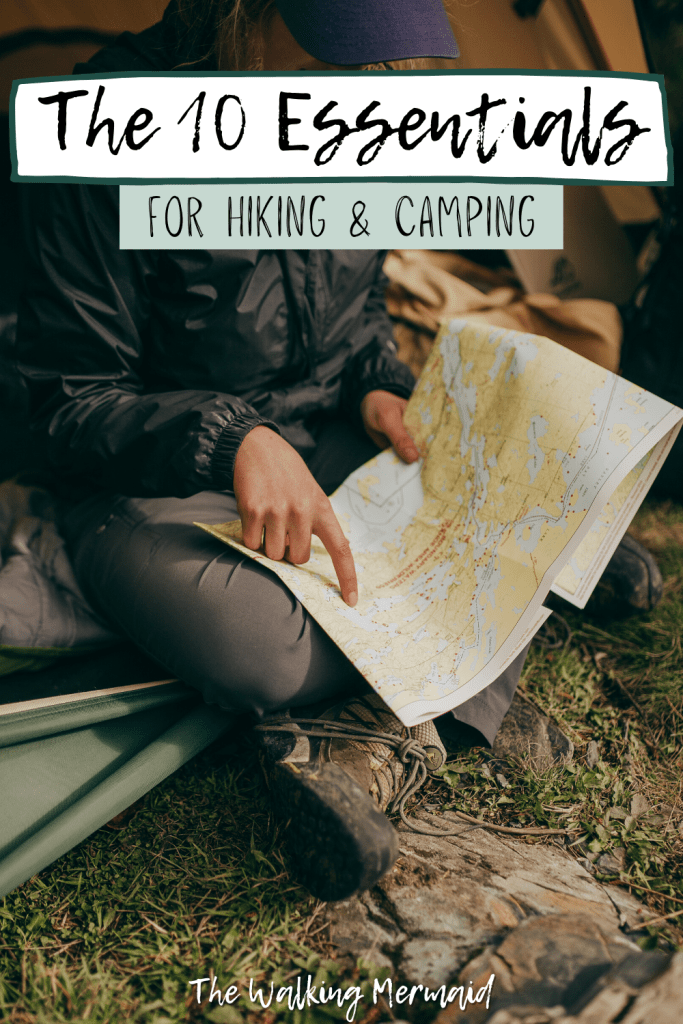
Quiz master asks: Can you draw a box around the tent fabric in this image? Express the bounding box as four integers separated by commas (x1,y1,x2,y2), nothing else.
0,702,233,899
575,0,649,74
0,679,191,746
449,0,659,229
2,0,165,38
450,0,645,74
507,187,641,305
0,0,164,114
383,249,622,376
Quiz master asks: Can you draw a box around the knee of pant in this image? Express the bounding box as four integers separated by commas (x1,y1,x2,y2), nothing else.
198,657,313,717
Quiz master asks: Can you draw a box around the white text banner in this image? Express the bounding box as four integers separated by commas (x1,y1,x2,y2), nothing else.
12,71,670,185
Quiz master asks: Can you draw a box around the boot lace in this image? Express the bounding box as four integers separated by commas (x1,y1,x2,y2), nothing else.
255,714,475,837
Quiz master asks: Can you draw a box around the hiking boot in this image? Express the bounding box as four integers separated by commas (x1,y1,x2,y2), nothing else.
256,692,447,902
588,534,663,617
491,692,574,769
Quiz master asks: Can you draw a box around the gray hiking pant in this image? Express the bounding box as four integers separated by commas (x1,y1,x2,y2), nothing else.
62,420,525,743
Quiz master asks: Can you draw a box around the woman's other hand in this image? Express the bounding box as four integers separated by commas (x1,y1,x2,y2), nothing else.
360,390,419,464
233,426,358,607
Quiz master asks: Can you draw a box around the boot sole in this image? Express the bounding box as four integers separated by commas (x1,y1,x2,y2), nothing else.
269,760,399,902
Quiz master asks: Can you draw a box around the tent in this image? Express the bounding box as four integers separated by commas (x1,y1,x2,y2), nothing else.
0,661,233,899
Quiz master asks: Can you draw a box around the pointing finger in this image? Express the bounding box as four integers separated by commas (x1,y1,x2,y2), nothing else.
315,503,358,606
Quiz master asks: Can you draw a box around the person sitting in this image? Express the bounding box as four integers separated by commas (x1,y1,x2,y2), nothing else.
15,0,661,902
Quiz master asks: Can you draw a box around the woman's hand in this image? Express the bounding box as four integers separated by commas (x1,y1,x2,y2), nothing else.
233,426,358,606
360,390,419,463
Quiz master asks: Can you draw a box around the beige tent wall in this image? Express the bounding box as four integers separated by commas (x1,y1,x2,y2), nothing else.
449,0,648,75
579,0,649,73
448,0,600,71
448,0,648,73
539,1,658,228
448,0,659,226
448,0,547,69
446,0,660,302
2,0,165,37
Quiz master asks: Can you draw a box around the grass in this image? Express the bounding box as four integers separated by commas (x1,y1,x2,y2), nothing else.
433,497,683,950
1,497,683,1023
0,734,390,1023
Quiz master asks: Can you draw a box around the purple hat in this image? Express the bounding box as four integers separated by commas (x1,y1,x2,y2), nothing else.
274,0,459,65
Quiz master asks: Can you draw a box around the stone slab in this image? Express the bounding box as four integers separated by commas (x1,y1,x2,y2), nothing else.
326,815,656,1010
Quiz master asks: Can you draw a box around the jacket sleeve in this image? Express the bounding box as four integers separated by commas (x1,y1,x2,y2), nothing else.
17,183,277,497
340,257,416,426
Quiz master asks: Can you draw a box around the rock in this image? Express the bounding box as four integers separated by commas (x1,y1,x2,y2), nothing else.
486,1010,564,1023
595,848,626,875
491,695,574,769
585,741,599,768
486,1010,565,1023
566,949,671,1017
617,950,683,1024
401,937,474,990
630,793,650,819
325,892,402,972
326,819,651,993
434,913,640,1023
440,949,679,1023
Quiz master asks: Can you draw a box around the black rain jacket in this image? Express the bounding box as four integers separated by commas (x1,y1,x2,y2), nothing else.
16,4,415,499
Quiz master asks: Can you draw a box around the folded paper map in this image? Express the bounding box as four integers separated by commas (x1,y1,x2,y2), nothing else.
198,319,682,726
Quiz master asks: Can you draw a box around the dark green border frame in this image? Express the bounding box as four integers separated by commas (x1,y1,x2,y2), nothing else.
10,68,673,186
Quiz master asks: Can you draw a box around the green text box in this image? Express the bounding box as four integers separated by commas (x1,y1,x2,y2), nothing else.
119,183,563,250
